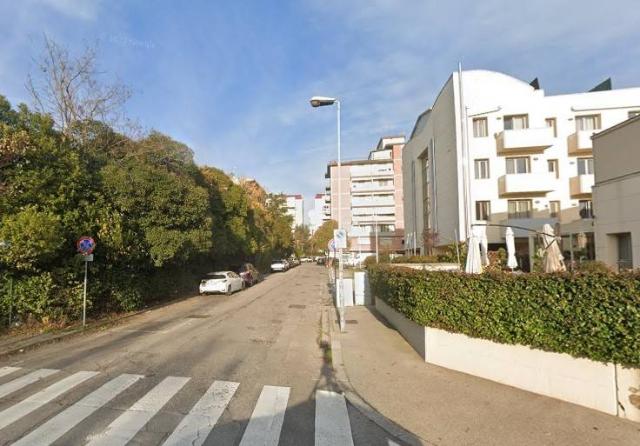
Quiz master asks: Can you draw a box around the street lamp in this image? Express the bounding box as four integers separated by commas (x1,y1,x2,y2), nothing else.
309,95,345,332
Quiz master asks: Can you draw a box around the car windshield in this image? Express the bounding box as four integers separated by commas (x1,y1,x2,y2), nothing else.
207,274,226,280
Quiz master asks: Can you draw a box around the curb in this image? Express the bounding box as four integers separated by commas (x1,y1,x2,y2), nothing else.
0,293,198,360
324,306,432,446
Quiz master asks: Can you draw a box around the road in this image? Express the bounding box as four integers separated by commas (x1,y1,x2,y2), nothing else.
0,264,404,445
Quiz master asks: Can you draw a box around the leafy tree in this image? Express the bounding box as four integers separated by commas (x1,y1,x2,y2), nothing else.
293,225,310,257
309,220,338,255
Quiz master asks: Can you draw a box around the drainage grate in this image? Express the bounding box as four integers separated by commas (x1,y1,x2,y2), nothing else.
288,304,306,309
186,314,210,319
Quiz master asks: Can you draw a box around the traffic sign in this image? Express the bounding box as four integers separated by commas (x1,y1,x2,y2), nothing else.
333,229,347,249
77,236,96,256
328,239,336,252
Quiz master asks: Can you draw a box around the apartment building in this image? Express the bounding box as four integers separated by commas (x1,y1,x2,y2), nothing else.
403,69,640,270
592,114,640,271
284,194,304,229
308,193,330,234
325,136,405,261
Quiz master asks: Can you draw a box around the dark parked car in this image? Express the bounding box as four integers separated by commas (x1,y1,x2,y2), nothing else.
238,263,261,286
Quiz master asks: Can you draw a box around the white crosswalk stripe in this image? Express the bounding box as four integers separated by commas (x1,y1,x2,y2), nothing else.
0,371,98,431
0,369,58,399
315,390,354,446
85,376,190,446
239,385,290,446
12,373,143,446
0,366,21,378
162,380,239,446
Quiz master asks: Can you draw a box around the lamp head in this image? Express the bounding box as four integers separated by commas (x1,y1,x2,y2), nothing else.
309,96,337,108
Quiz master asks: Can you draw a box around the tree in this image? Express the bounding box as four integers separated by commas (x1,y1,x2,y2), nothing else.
293,225,310,257
26,36,131,142
309,220,338,255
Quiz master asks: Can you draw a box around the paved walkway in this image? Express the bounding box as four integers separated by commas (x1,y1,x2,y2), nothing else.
337,305,640,446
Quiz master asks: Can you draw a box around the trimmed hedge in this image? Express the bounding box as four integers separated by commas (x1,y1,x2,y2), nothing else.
368,265,640,367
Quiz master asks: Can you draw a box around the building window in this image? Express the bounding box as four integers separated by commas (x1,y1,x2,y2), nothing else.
545,118,557,137
472,118,488,137
577,157,594,175
504,114,529,130
549,201,561,218
475,201,491,221
378,224,395,233
547,159,559,178
629,110,640,119
579,200,594,219
506,157,530,174
508,200,532,219
474,159,490,179
576,114,601,131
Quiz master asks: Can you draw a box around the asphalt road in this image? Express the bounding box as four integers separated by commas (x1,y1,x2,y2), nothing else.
0,264,404,446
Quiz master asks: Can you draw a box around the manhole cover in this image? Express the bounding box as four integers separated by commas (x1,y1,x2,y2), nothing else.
345,320,358,325
186,314,210,319
288,304,306,309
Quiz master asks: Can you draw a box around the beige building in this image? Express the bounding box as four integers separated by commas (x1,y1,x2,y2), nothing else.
325,136,405,261
592,114,640,270
403,69,640,270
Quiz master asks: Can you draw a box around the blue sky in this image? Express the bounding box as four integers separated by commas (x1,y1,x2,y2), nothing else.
1,1,640,219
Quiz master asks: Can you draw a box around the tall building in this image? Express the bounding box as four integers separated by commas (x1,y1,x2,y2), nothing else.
592,114,640,271
402,69,640,270
325,136,405,261
285,194,304,228
308,193,329,234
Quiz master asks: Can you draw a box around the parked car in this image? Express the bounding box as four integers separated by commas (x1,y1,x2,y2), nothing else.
238,263,261,287
316,256,326,265
300,257,312,263
289,257,300,267
199,271,244,295
270,259,288,272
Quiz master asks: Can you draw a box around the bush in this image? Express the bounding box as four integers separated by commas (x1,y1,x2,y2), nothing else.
368,265,640,367
391,255,439,264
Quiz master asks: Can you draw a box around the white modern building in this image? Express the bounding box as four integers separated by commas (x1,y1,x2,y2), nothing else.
326,136,405,261
308,193,330,234
592,114,640,271
403,69,640,270
284,194,304,229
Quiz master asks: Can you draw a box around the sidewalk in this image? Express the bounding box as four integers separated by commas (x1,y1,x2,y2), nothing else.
336,305,640,446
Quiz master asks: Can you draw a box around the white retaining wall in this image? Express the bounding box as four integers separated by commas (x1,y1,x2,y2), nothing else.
375,299,640,422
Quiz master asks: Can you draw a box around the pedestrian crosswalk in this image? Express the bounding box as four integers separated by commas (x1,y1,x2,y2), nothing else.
0,367,358,445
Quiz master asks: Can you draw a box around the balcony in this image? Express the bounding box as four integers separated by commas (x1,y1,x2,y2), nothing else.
496,127,554,154
351,196,395,207
350,164,394,178
567,131,594,155
351,182,394,193
498,173,556,196
569,174,594,197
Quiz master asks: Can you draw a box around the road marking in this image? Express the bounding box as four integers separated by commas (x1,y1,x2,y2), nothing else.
0,369,58,399
0,371,98,430
162,380,239,446
86,376,189,446
13,374,143,446
315,390,354,446
239,385,290,446
0,366,21,378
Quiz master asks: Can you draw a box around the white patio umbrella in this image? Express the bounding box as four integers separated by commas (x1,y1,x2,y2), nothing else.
479,225,490,267
505,227,518,271
541,223,566,273
465,227,483,274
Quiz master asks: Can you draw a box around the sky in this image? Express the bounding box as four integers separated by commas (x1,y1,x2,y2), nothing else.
1,0,640,221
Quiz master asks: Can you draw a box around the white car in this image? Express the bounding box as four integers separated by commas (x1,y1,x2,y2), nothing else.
270,260,288,272
199,271,244,295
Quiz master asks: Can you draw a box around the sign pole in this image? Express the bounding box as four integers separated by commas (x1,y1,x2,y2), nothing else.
82,259,88,328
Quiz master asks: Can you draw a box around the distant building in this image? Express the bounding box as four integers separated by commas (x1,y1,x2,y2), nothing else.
285,194,304,229
592,114,640,270
308,193,329,234
325,136,405,260
402,69,640,270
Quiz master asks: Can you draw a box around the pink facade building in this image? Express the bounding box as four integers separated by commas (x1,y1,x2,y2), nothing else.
325,136,405,260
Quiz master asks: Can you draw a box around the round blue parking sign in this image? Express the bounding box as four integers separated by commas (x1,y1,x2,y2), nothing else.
77,236,96,256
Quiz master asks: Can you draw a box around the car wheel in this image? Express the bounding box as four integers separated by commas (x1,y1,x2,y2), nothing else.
226,286,232,296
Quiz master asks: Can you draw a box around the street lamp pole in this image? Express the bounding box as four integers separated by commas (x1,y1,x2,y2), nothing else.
310,96,345,332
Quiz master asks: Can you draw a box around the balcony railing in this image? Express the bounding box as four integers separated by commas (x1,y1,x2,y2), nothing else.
350,164,394,178
351,182,394,193
498,173,556,196
567,130,594,155
569,174,594,197
496,127,554,154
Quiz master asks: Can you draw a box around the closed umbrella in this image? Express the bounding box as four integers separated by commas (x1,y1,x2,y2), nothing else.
541,223,566,273
505,227,518,271
465,227,483,274
479,225,490,267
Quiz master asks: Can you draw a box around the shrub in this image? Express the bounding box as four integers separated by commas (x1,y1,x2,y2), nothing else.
391,255,439,264
368,265,640,367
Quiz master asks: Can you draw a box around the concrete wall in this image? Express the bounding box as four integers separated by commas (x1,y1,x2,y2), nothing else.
375,298,640,422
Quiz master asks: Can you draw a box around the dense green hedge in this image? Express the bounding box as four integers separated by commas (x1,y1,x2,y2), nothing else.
368,265,640,367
